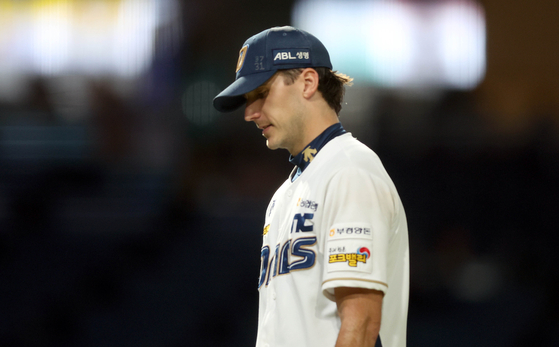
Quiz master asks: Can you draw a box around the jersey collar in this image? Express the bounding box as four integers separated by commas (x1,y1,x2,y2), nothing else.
289,123,346,182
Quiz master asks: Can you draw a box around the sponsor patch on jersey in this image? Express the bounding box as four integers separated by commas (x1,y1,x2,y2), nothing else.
263,224,270,236
297,198,318,212
328,224,372,240
327,224,374,273
272,48,311,65
327,240,374,273
328,247,369,267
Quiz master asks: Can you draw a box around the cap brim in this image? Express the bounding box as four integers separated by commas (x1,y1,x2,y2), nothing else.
213,71,276,113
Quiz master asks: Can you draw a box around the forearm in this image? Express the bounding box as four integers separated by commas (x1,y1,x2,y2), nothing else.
335,315,379,347
334,287,383,347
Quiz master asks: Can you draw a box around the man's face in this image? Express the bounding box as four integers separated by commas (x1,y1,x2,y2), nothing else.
244,72,307,155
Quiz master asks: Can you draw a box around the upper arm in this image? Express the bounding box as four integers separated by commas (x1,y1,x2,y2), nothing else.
321,168,393,300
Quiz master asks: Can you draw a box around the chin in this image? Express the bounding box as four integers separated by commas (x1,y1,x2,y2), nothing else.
265,142,276,150
265,140,280,151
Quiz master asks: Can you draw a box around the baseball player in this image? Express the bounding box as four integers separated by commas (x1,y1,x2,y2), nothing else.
213,26,409,347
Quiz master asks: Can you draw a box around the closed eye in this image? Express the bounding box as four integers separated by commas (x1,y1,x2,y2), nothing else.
245,87,269,106
257,90,269,99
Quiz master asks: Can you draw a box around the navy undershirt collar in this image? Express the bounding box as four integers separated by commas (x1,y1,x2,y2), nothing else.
289,123,346,182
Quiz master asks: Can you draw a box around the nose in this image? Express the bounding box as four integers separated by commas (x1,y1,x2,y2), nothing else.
244,99,262,122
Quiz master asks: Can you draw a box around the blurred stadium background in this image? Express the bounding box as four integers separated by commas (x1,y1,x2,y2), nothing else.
0,0,557,346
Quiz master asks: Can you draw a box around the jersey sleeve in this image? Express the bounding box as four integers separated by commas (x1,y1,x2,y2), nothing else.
321,167,394,301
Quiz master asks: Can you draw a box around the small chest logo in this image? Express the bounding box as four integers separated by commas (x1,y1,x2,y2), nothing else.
302,146,317,163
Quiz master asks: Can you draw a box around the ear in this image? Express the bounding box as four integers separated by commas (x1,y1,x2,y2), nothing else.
301,68,319,99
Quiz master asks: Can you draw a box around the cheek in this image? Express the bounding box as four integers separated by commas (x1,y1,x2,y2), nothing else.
264,92,288,116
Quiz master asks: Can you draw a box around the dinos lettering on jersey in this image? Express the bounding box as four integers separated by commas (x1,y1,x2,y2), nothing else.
259,246,270,288
258,236,317,289
258,214,316,288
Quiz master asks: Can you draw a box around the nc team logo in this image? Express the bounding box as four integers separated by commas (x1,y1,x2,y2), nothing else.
236,45,249,73
328,247,370,267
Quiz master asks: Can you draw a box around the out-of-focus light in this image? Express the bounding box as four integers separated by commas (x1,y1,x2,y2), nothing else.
182,81,221,126
292,0,486,90
365,1,416,87
437,2,486,89
0,0,181,79
291,1,366,79
32,1,71,75
113,0,158,78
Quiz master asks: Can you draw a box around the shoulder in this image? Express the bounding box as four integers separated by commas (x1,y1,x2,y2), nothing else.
318,133,385,174
313,134,399,197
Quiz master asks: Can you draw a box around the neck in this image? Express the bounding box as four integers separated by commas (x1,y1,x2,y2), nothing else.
289,107,339,155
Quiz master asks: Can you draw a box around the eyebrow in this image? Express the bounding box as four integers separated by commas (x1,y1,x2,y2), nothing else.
255,84,269,95
245,83,268,99
245,72,279,99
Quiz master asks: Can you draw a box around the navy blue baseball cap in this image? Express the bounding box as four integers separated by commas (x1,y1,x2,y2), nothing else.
213,26,333,112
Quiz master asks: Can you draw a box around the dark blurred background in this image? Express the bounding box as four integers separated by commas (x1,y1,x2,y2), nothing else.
0,0,558,346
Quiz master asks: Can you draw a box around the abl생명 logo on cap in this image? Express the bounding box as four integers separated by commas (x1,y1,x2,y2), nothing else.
272,49,311,65
236,45,249,73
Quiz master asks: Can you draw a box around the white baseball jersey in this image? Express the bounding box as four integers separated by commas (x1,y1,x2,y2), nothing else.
255,133,409,347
